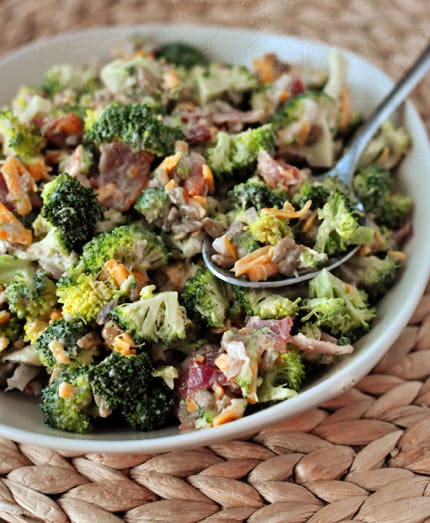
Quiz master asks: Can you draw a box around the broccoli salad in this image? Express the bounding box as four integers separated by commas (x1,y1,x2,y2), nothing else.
0,38,412,433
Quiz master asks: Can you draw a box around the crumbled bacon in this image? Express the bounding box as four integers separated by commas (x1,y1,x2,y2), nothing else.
43,113,83,148
289,333,353,355
257,150,304,189
96,142,153,211
177,349,231,400
185,125,212,145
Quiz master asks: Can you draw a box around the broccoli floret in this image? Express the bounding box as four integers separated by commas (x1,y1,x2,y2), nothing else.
41,64,97,97
272,92,337,168
208,124,275,178
292,181,330,210
156,42,208,69
337,253,399,301
84,102,184,157
41,173,102,253
228,179,286,211
122,383,175,431
191,62,258,105
134,187,169,224
100,55,171,98
24,218,78,280
0,315,23,347
353,165,412,230
249,212,292,245
56,272,126,323
353,165,393,207
0,255,56,320
59,145,94,175
258,349,305,402
359,120,410,169
74,224,169,275
293,175,356,210
180,268,229,329
35,318,95,368
89,351,153,410
0,110,45,160
167,233,204,260
40,365,95,433
232,230,261,257
301,269,375,340
4,271,56,320
112,287,189,344
272,92,335,131
0,255,35,285
11,86,53,124
298,246,328,270
314,191,374,255
378,195,412,230
233,287,301,320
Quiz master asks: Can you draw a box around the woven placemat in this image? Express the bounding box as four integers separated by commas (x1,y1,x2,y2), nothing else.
1,1,430,522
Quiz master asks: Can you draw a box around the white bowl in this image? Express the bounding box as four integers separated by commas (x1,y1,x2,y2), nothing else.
1,25,429,453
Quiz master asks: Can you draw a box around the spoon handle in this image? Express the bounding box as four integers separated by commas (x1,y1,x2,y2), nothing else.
335,41,430,183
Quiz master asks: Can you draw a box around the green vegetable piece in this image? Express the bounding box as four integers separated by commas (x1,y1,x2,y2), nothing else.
353,165,412,230
337,253,399,301
35,318,94,368
228,179,286,211
301,269,375,340
84,102,184,156
112,289,189,344
41,64,97,97
258,349,305,402
314,191,373,255
89,351,153,410
233,287,300,320
121,384,175,431
156,42,208,69
73,224,169,275
192,63,257,105
56,273,122,324
0,110,45,160
208,124,275,178
0,255,57,320
249,212,292,245
180,268,229,329
40,366,95,433
134,187,170,224
41,173,102,253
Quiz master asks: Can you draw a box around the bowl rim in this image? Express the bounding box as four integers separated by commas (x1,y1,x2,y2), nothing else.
1,23,430,453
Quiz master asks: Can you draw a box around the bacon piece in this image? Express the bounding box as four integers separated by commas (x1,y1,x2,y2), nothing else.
289,332,353,355
183,153,207,197
96,142,153,211
185,125,212,145
244,316,293,352
257,150,304,189
44,113,83,148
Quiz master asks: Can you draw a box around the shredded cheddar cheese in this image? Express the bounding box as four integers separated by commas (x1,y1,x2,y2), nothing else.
48,340,70,365
58,382,74,399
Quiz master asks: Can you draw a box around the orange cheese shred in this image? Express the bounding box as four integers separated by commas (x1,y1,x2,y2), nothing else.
103,259,130,287
202,164,215,193
262,199,312,220
1,156,33,216
58,382,74,399
0,202,33,245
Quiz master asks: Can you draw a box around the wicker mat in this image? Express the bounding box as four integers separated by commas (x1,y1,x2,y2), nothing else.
1,1,430,522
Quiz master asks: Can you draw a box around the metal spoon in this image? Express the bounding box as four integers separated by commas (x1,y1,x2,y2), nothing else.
203,41,430,289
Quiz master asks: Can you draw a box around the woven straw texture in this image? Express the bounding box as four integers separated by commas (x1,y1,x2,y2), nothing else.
1,1,430,522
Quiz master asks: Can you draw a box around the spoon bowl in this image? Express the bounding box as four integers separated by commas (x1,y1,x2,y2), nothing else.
203,239,360,288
